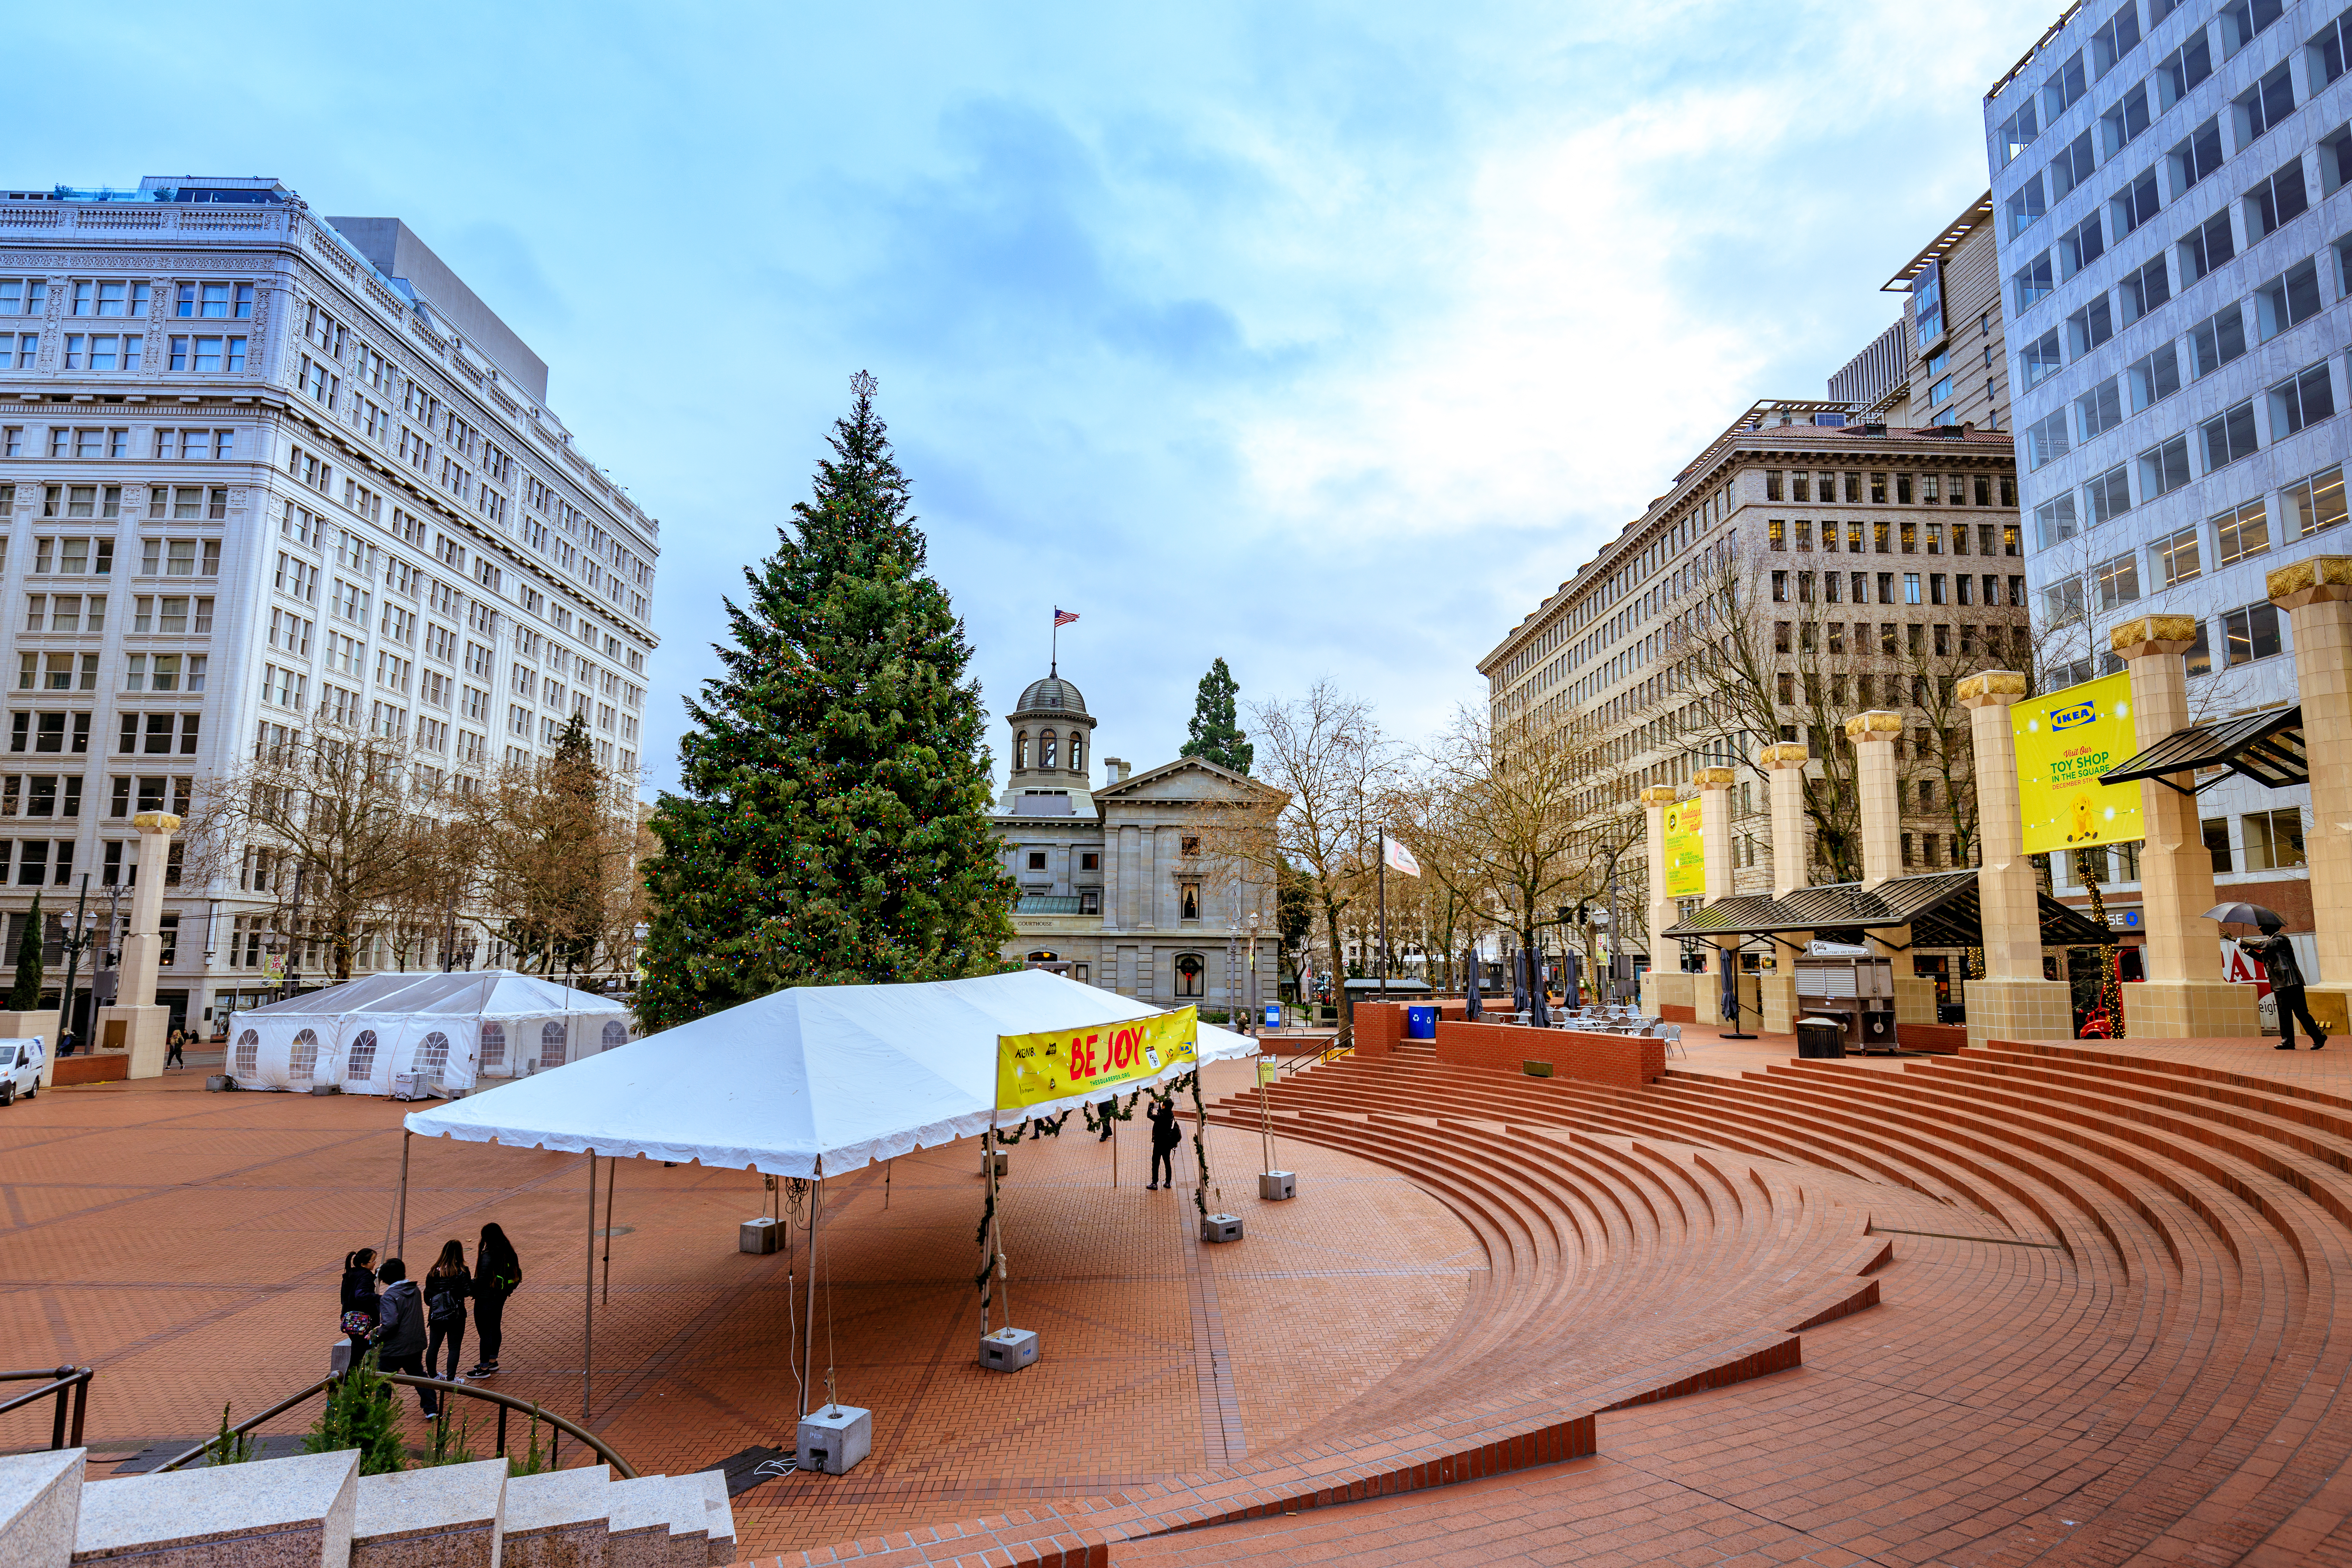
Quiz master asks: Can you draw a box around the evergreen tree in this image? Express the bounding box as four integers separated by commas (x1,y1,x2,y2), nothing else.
1179,658,1252,774
637,373,1013,1028
8,893,42,1012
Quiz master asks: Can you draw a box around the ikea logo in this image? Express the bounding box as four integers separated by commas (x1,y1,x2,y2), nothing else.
2050,701,2097,731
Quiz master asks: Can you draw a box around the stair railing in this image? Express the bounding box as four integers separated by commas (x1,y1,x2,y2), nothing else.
150,1371,637,1479
1278,1038,1352,1076
0,1365,92,1450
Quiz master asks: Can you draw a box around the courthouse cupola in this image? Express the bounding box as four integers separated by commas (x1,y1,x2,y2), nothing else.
1008,672,1096,787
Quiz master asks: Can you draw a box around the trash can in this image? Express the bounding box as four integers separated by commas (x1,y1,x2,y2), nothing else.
1796,1016,1847,1060
1405,1005,1438,1040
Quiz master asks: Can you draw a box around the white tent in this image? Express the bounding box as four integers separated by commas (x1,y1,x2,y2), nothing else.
400,968,1256,1176
228,971,633,1096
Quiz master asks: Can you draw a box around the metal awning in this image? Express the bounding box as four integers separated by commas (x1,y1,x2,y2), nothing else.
1661,870,2113,949
2098,704,2305,794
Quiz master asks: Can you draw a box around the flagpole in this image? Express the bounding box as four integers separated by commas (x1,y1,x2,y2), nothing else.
1378,830,1388,1004
1050,612,1057,677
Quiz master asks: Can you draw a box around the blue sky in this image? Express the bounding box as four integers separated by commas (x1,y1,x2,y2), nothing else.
14,0,2054,794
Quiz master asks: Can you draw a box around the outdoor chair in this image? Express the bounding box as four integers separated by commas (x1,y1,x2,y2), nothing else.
1659,1024,1685,1058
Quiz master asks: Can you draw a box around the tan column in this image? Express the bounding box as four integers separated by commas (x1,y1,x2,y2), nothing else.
1845,712,1903,887
1760,743,1810,896
1844,711,1933,1026
2270,557,2352,1024
2106,616,2259,1037
1958,671,2074,1045
1638,785,1692,1018
1694,768,1745,1017
1757,743,1810,1034
100,812,180,1079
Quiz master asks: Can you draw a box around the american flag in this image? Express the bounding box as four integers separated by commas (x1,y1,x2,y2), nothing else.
1054,608,1080,627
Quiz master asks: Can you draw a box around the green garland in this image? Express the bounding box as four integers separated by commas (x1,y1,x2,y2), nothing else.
1184,1070,1210,1217
1083,1088,1145,1140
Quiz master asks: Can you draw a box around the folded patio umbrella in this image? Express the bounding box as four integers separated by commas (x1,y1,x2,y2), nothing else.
2203,902,2286,928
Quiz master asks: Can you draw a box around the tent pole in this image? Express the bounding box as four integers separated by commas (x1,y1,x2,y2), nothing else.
802,1157,821,1420
583,1150,596,1422
396,1130,410,1262
601,1157,616,1306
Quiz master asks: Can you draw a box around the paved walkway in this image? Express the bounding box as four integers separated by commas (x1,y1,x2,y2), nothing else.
0,1058,1466,1555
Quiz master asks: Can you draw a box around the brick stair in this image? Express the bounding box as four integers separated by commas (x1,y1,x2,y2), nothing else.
0,1446,736,1567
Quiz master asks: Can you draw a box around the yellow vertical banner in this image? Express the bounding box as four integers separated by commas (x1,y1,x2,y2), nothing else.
2013,672,2144,855
996,1006,1199,1111
1663,798,1705,899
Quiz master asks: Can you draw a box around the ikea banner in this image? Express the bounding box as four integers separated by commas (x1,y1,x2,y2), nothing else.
996,1006,1198,1112
1664,797,1706,899
2013,672,2144,856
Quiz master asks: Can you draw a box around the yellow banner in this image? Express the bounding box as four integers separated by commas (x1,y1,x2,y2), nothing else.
1664,797,1705,899
996,1006,1198,1111
2014,672,2144,856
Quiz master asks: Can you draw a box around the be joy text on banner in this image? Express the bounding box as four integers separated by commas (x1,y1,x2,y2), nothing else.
995,1005,1199,1112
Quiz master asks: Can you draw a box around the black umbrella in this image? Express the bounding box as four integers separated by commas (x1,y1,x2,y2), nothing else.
2205,902,2286,928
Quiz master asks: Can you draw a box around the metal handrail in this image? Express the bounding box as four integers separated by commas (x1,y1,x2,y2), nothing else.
153,1370,636,1479
0,1366,92,1450
1277,1039,1351,1076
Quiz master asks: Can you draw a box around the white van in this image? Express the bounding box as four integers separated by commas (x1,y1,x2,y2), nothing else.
0,1037,43,1105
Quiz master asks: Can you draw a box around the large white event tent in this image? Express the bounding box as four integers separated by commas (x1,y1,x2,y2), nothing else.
228,971,633,1096
401,967,1255,1175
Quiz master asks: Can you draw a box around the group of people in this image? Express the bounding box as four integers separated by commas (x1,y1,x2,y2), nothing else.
338,1224,523,1415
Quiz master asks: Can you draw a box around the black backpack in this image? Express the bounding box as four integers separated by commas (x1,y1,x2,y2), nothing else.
427,1279,464,1325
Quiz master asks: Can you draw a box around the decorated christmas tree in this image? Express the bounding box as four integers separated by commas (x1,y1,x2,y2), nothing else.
1178,657,1252,774
637,374,1013,1027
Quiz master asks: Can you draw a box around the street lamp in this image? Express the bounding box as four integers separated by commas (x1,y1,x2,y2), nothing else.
55,874,96,1052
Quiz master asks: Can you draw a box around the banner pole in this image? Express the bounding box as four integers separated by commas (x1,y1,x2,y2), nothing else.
803,1157,821,1420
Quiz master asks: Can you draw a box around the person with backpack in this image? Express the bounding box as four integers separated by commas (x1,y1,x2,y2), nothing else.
339,1248,380,1342
367,1258,436,1416
423,1239,472,1384
463,1223,522,1379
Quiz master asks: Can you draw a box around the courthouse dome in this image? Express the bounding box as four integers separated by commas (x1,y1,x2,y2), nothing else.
1015,675,1089,716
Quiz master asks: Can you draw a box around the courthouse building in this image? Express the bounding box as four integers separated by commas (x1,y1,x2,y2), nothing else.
0,175,657,1035
987,670,1282,1018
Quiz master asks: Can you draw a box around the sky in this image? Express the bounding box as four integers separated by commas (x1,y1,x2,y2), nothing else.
12,0,2059,796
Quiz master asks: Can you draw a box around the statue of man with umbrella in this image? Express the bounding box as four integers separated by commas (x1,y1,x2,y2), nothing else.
2208,902,2329,1051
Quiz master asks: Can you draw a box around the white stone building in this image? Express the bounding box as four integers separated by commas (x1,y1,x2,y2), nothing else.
0,175,657,1036
989,671,1282,1016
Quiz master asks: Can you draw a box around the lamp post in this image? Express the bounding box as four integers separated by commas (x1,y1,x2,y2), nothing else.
279,866,306,1004
55,874,94,1050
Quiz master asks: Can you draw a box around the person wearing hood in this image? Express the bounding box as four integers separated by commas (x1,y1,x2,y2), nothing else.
367,1258,438,1415
1147,1096,1182,1191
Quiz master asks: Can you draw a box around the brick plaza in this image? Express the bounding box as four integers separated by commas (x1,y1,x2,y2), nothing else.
9,1034,2352,1564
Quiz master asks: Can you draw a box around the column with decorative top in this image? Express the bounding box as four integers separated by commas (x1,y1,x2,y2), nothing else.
100,811,180,1079
2108,616,2259,1037
2267,557,2352,1032
1843,712,1939,1027
1958,671,2076,1045
1638,785,1691,1020
1693,766,1742,1018
1757,742,1812,1034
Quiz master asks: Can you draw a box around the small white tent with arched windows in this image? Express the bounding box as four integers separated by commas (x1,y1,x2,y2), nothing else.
226,971,633,1097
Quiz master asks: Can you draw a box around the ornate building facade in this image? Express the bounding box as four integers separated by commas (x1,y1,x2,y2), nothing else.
988,671,1281,1018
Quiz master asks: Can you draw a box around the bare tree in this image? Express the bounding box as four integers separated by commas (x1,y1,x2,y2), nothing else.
465,716,649,980
183,723,458,982
1421,706,1606,975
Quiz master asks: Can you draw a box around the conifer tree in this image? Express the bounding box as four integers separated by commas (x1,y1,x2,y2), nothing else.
9,893,43,1012
1179,658,1252,774
637,374,1013,1027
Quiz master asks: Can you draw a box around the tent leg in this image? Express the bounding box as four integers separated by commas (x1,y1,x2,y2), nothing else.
803,1160,821,1419
601,1158,616,1307
396,1131,411,1263
583,1151,596,1423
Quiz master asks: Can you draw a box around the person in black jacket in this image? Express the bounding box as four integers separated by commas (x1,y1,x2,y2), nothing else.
368,1258,437,1415
1147,1097,1182,1191
423,1239,472,1384
340,1248,380,1337
2234,918,2330,1051
463,1223,522,1379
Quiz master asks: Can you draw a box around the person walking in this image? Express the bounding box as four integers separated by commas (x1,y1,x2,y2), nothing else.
1147,1096,1181,1191
2233,918,2330,1051
367,1258,436,1416
423,1239,472,1385
462,1223,521,1379
57,1029,74,1058
339,1248,380,1340
164,1029,185,1069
